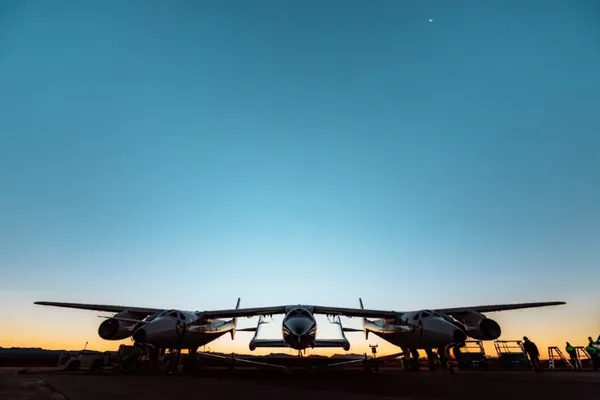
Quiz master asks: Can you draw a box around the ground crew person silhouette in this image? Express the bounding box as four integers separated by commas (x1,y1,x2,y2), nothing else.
425,348,437,371
586,337,599,371
438,346,449,370
565,342,582,370
522,336,542,373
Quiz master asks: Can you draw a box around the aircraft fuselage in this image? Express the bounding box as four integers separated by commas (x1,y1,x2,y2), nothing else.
131,310,236,350
363,310,467,350
281,307,317,350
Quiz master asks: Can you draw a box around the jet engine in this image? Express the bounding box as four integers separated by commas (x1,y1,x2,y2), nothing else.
98,311,139,340
463,317,501,341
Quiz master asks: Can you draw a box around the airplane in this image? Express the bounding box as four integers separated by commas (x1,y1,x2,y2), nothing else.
355,298,568,364
192,299,567,358
237,307,359,353
34,298,243,356
35,298,566,369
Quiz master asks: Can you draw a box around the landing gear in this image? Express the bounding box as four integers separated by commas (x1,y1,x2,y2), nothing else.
148,346,160,373
165,348,181,375
405,348,420,371
437,346,448,370
443,344,456,374
425,348,438,371
167,319,190,375
182,347,198,374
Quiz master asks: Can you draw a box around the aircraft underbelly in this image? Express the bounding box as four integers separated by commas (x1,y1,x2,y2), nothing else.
373,331,448,349
283,331,316,350
153,332,225,349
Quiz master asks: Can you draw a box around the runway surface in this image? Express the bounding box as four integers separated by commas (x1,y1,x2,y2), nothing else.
2,368,599,400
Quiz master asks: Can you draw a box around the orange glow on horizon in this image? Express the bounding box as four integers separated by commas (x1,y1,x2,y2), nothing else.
2,329,598,360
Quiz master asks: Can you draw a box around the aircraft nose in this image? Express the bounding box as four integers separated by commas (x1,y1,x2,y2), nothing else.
286,319,309,336
453,329,467,343
132,328,146,343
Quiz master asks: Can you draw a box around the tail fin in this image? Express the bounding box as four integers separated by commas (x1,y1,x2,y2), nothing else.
230,297,241,340
359,298,369,340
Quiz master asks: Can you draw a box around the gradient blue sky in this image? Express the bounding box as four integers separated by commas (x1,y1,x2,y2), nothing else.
1,1,599,353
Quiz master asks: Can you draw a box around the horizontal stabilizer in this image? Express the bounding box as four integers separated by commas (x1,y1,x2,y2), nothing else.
249,339,289,348
313,339,350,349
324,357,366,369
375,351,408,362
197,352,288,370
236,327,258,332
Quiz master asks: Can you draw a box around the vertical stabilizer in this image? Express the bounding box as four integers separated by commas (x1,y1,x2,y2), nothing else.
230,297,241,340
359,298,369,340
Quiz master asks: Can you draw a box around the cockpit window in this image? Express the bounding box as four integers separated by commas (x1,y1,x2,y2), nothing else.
422,311,431,318
413,313,419,320
179,312,185,320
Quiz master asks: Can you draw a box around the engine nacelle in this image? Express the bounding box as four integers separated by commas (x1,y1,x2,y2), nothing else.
98,311,137,340
463,318,502,340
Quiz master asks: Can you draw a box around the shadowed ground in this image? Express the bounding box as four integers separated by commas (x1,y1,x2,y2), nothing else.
3,368,599,400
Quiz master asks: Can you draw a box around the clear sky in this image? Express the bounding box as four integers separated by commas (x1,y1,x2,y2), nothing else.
1,1,599,358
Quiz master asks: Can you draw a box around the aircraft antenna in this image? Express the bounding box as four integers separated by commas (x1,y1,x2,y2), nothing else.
369,344,378,357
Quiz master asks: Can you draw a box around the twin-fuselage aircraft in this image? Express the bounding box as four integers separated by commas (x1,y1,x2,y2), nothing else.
34,298,565,359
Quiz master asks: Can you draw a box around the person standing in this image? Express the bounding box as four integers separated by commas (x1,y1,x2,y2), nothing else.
565,342,582,370
586,337,599,371
438,346,449,370
523,336,543,373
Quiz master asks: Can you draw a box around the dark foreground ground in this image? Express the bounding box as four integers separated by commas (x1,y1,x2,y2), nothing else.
2,367,598,400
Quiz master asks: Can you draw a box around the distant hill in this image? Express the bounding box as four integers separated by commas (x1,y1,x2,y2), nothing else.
0,347,100,355
0,346,97,367
0,347,362,359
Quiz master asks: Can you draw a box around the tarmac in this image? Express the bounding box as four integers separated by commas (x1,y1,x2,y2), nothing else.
1,367,599,400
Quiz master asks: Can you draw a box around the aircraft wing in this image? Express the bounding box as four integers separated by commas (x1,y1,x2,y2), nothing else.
34,301,163,317
201,305,398,319
434,301,567,318
201,305,288,319
313,339,350,348
197,352,288,370
312,305,398,319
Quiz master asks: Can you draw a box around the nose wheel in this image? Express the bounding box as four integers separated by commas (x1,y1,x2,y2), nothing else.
168,320,189,375
443,342,463,374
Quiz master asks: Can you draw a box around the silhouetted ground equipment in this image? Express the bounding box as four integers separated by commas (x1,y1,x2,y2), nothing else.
548,346,592,370
494,340,531,370
548,347,574,370
575,346,591,369
56,350,108,372
112,344,145,373
454,341,489,370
